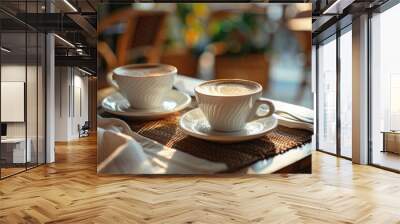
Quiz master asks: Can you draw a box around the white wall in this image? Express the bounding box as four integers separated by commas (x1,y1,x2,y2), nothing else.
72,73,89,138
54,67,89,141
55,67,69,141
1,65,26,139
1,65,39,138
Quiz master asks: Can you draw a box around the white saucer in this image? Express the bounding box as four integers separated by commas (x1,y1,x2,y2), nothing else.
179,108,278,143
102,90,191,120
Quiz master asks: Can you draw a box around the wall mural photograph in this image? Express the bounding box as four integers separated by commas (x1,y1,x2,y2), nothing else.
97,3,313,175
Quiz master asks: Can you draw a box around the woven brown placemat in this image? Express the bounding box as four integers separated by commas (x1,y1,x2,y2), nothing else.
102,111,312,172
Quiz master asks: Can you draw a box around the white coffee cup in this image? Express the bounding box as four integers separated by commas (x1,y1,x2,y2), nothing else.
195,79,275,132
110,64,177,109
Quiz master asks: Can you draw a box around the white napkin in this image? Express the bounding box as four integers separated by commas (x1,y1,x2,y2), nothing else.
97,117,227,174
97,128,156,174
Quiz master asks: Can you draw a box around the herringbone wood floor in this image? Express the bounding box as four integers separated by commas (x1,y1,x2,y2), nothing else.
1,135,400,224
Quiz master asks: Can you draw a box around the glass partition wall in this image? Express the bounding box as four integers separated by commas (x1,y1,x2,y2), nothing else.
0,2,46,179
0,30,27,177
316,27,352,159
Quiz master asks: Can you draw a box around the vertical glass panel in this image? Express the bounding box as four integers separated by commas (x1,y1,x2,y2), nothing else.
1,31,27,177
38,33,46,165
0,0,46,178
339,29,352,158
0,10,2,179
26,0,39,169
36,1,47,165
317,37,337,154
371,4,400,171
0,60,1,178
27,30,38,169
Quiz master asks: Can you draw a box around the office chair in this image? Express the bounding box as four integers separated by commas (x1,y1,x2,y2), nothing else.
79,121,90,138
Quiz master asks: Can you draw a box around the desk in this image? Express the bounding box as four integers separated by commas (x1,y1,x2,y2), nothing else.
1,138,31,163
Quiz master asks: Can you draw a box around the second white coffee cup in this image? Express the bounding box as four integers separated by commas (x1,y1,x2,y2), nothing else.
195,79,275,132
110,64,177,109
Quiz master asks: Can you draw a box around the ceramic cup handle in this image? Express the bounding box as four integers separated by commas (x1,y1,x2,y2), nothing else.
107,72,119,90
247,98,275,122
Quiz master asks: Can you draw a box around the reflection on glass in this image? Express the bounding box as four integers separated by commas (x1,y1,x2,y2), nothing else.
0,0,46,179
318,37,337,154
1,31,27,177
38,33,46,165
27,31,38,169
371,4,400,171
340,29,352,158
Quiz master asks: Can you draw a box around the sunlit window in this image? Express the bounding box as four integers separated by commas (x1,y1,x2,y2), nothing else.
317,37,337,154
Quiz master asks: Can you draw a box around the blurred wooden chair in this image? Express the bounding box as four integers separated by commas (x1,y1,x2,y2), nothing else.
97,8,168,87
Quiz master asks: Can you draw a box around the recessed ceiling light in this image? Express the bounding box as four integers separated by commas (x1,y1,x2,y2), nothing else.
54,34,75,48
63,0,78,12
1,47,11,53
323,0,354,15
78,67,93,76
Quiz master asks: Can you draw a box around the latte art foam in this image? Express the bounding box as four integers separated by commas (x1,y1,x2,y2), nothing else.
114,64,174,77
198,82,259,96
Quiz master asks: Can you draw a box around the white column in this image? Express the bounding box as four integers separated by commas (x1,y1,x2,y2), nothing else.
45,0,56,163
46,33,55,163
352,14,369,164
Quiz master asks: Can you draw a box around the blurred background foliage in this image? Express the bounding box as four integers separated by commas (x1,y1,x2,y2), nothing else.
169,3,273,56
